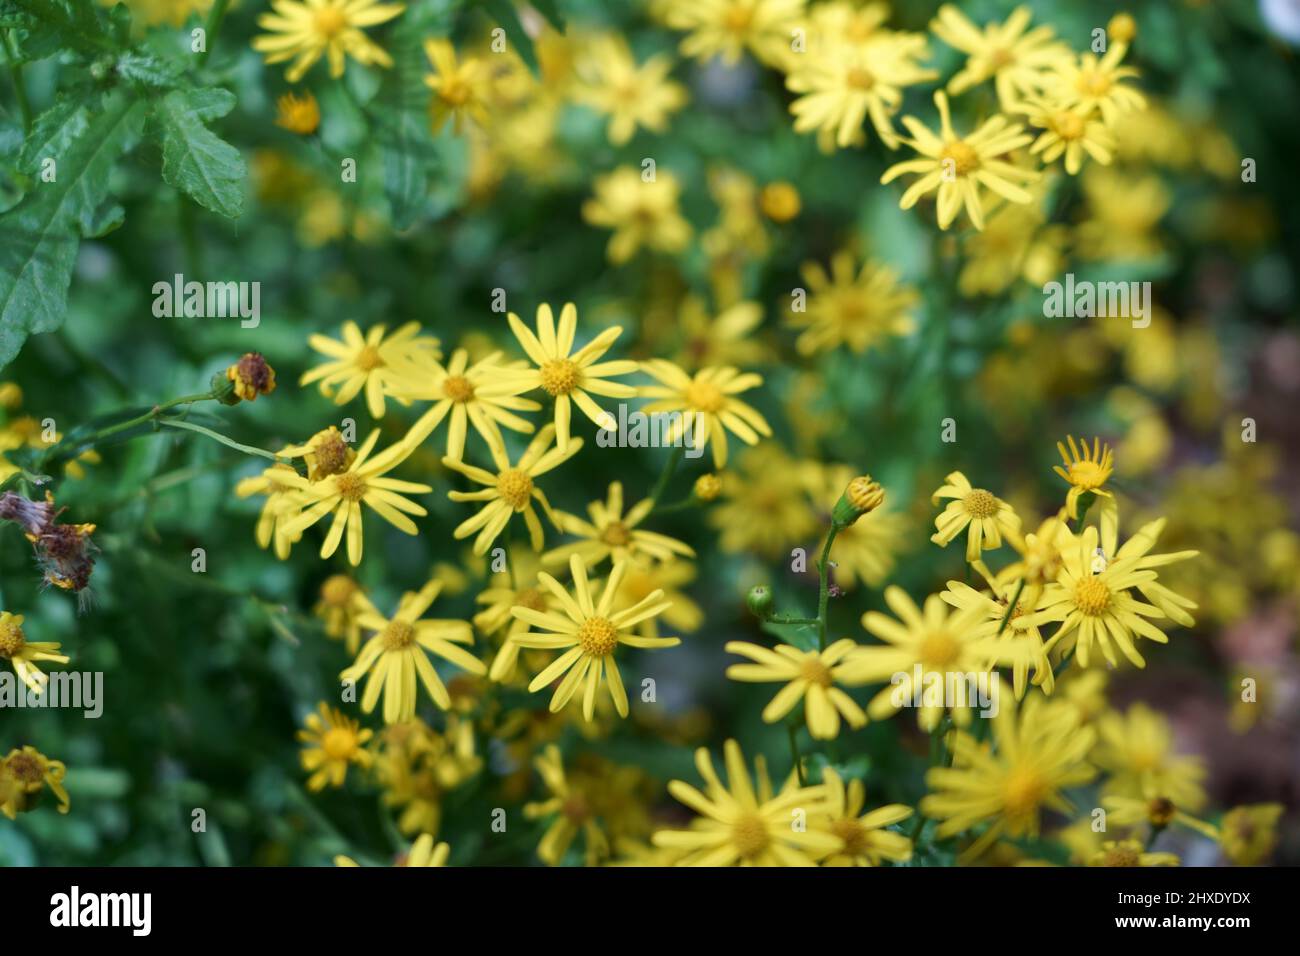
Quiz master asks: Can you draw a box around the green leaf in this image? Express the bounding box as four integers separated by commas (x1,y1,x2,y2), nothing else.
0,89,145,369
371,25,440,229
530,0,566,31
115,50,184,89
151,88,246,219
481,0,539,73
3,0,119,59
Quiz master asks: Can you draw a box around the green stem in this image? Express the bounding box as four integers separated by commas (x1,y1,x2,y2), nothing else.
651,496,699,515
199,0,232,65
648,444,685,508
770,614,818,626
158,419,291,463
996,579,1025,637
4,31,32,133
787,722,806,786
814,526,840,651
40,390,220,466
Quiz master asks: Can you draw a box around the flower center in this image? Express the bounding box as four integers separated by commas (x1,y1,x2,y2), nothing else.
311,431,353,479
442,375,475,403
800,657,833,687
1067,460,1107,489
355,345,384,371
723,2,753,33
1050,110,1086,141
382,620,416,650
577,617,619,657
685,379,725,413
314,6,348,38
335,471,367,503
1002,764,1047,816
0,621,25,658
497,469,534,510
321,727,358,760
732,814,770,859
846,66,875,90
539,359,579,396
988,47,1014,68
962,489,999,519
1148,797,1176,827
919,630,960,668
940,141,980,177
831,818,868,856
7,753,40,782
321,575,357,607
1078,69,1111,97
1074,576,1111,616
438,77,472,107
562,794,592,822
600,521,631,547
1100,843,1140,867
515,588,547,612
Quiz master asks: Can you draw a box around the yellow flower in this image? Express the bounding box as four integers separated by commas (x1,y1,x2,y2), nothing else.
0,746,70,818
475,552,554,683
1075,167,1169,260
279,430,431,566
275,90,321,134
930,471,1021,561
252,0,405,82
423,39,490,134
663,0,806,67
341,579,485,723
726,639,868,739
1020,100,1115,175
523,745,611,866
509,555,679,720
941,569,1053,700
544,481,693,570
1054,435,1114,519
789,250,918,356
575,35,687,146
501,303,637,453
403,834,451,866
1103,794,1218,840
1219,804,1283,866
313,574,374,655
0,611,69,695
709,445,819,557
400,348,540,462
443,423,582,555
301,321,441,419
929,4,1070,109
1045,46,1145,126
1031,520,1197,669
373,716,481,834
226,352,276,402
651,738,840,866
298,702,373,790
673,297,770,370
881,91,1037,231
0,382,21,409
758,181,800,222
846,585,1014,729
1087,839,1178,867
785,32,936,149
279,425,355,482
609,557,703,639
1093,703,1208,811
235,463,304,560
582,166,692,264
816,767,912,866
920,694,1095,860
638,360,771,469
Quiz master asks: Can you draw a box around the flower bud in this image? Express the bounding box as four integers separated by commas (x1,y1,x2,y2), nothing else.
746,585,774,620
694,473,722,502
1108,13,1136,44
832,475,884,527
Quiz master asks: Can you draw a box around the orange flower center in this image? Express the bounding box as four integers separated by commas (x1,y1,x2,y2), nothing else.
685,379,725,413
335,471,367,503
382,620,416,650
800,656,833,687
1074,576,1111,616
321,727,358,760
314,6,349,38
600,521,631,547
732,814,770,859
846,66,875,90
940,141,980,177
0,620,25,658
355,345,384,371
442,375,475,403
539,359,579,396
577,617,619,657
962,489,999,519
497,469,533,510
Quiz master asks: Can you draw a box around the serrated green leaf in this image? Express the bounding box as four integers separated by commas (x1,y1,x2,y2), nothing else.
152,88,245,219
0,89,145,369
115,50,184,89
5,0,119,58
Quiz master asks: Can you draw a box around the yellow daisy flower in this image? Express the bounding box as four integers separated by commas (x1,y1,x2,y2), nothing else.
663,0,805,67
1219,804,1284,866
651,738,840,866
1020,100,1115,175
881,91,1038,231
235,463,304,560
582,166,692,264
0,611,69,695
476,554,554,683
789,250,918,357
930,471,1021,561
846,585,1013,729
500,303,637,453
523,745,610,866
817,767,913,866
300,321,441,420
1054,435,1114,520
543,480,693,570
609,556,703,639
673,297,769,370
940,569,1053,700
297,702,374,790
709,444,819,558
929,4,1069,108
920,694,1095,860
638,360,772,469
443,423,582,555
252,0,405,83
279,426,356,482
0,746,70,818
509,555,679,720
1103,794,1219,841
341,579,485,723
1093,703,1208,810
1046,45,1146,126
423,38,490,134
275,90,321,134
313,574,375,655
725,639,868,739
280,430,431,566
1087,839,1178,867
400,348,540,462
575,34,687,146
